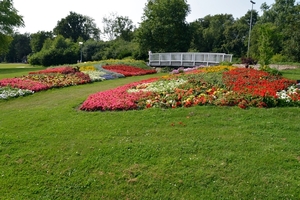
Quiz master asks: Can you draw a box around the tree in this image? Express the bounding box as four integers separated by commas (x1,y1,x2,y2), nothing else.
219,10,259,58
114,16,135,41
102,13,118,41
81,39,109,61
260,0,295,28
190,14,235,54
100,39,138,60
0,0,24,54
5,32,31,63
28,35,79,66
136,0,191,55
0,35,12,56
30,31,53,53
258,0,299,62
282,4,300,62
53,11,100,42
102,13,135,41
189,18,210,52
257,23,276,66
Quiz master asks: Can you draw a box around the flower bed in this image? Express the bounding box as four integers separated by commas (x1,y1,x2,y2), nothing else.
80,66,300,111
29,66,77,74
222,68,294,97
79,78,159,111
0,66,91,93
0,86,34,99
0,78,49,92
0,64,157,99
102,65,157,77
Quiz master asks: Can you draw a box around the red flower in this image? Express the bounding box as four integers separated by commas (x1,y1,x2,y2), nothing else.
103,65,156,77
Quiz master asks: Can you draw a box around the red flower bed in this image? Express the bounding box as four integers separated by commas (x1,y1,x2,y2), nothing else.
24,72,91,88
80,67,299,111
0,69,91,92
0,78,49,92
102,65,157,77
79,78,159,111
223,68,296,98
29,66,77,75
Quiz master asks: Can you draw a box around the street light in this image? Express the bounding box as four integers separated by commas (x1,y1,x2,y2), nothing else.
79,42,83,62
247,0,255,58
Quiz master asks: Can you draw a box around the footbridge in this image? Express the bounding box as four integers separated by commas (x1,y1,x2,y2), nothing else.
148,52,233,67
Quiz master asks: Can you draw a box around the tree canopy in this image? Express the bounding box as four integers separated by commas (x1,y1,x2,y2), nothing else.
53,11,100,42
136,0,191,55
4,0,300,65
0,0,24,54
102,13,135,41
30,31,53,53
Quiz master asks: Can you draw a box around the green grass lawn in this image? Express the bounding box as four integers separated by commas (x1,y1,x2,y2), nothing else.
1,64,300,199
0,63,44,79
281,67,300,80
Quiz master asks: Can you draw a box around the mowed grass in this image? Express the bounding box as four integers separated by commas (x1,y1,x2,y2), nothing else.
0,63,44,79
0,64,300,199
281,67,300,80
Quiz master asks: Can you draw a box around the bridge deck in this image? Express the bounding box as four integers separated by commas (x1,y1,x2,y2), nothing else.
148,52,233,67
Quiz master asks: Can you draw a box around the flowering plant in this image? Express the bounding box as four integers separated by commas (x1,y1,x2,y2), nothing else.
102,65,157,77
29,66,77,74
0,78,49,92
0,86,34,99
79,78,159,111
80,66,299,111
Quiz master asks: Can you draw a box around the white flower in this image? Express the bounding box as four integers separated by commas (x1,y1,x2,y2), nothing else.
0,87,34,99
128,78,187,93
276,85,300,103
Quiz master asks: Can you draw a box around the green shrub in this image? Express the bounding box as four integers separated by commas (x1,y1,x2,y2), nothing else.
219,61,232,66
270,54,289,63
259,65,282,76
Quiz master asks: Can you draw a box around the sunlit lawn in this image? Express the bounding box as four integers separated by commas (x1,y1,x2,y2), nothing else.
0,64,300,199
281,67,300,80
0,63,44,79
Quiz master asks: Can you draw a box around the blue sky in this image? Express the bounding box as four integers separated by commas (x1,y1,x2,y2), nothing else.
13,0,275,34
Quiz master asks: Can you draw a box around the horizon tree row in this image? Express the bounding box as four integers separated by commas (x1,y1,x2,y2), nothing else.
1,0,300,66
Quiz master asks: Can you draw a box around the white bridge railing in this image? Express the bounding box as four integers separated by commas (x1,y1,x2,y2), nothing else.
148,52,233,67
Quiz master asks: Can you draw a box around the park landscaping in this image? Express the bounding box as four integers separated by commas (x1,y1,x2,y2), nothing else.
0,62,300,199
1,64,299,110
0,63,157,99
80,66,299,111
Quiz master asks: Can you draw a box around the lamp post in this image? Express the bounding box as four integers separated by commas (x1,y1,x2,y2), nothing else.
79,42,83,62
247,0,255,58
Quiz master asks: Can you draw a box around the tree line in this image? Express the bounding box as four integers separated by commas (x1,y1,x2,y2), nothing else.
1,0,300,66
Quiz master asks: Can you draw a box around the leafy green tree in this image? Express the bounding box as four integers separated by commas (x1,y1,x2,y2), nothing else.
0,0,24,54
223,10,259,57
257,23,276,66
260,0,295,28
189,17,210,52
282,4,300,62
53,11,100,42
28,35,79,66
0,35,12,58
30,31,53,53
102,13,135,41
100,39,138,60
204,14,235,53
101,13,118,41
190,14,250,56
136,0,191,55
5,32,31,63
113,16,135,41
81,39,109,61
258,0,297,60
